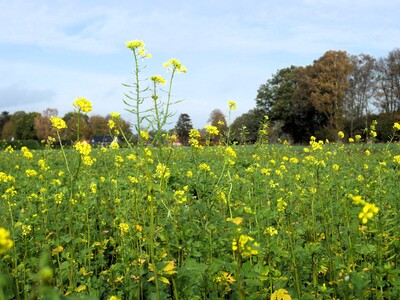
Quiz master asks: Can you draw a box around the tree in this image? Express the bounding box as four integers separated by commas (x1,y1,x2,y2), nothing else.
345,54,377,135
175,113,193,146
89,115,109,136
12,111,40,140
0,111,11,136
34,108,59,141
375,48,400,117
207,109,228,144
63,112,91,143
230,109,264,144
306,50,353,138
255,65,325,143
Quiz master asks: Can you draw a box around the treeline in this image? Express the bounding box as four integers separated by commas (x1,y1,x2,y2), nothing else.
0,108,133,146
231,48,400,143
1,49,400,146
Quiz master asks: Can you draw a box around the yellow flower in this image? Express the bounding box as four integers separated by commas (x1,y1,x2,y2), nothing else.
140,131,150,141
393,155,400,164
108,119,115,130
338,131,344,139
73,97,92,113
332,164,340,171
228,100,237,111
21,146,33,159
199,163,211,172
224,146,237,159
264,226,278,236
358,203,379,224
271,288,292,300
125,40,144,50
50,116,67,130
155,163,170,179
4,145,14,153
109,140,120,150
150,75,166,85
25,169,38,177
394,122,400,131
205,125,219,136
119,222,129,234
74,141,91,156
348,137,354,143
110,112,121,120
0,227,14,254
163,58,187,73
355,134,362,140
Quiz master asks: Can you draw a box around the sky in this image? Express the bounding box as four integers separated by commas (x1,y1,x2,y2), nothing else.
0,0,399,130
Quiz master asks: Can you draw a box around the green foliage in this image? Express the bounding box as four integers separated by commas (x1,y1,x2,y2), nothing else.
175,113,193,146
1,127,400,298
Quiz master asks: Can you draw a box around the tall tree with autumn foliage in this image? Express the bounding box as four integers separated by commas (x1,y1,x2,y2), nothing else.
306,50,354,138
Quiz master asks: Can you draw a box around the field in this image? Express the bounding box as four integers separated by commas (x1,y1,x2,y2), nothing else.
1,130,400,299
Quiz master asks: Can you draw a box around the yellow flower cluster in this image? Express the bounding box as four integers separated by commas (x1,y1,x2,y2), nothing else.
228,100,237,111
140,131,150,141
150,75,166,85
21,146,33,159
174,190,187,204
309,136,323,151
25,169,38,177
232,234,259,257
154,163,170,179
394,122,400,131
110,112,121,120
205,125,219,136
4,145,14,153
50,116,67,130
163,58,187,73
125,40,151,58
189,129,202,149
119,222,129,234
199,163,211,172
0,172,15,183
74,141,91,156
264,226,278,236
73,97,92,113
0,227,14,254
352,195,379,224
359,203,379,224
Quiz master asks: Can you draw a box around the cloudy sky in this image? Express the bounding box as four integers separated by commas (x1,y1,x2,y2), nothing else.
0,0,399,129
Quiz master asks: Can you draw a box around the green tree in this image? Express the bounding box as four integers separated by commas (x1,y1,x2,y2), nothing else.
230,109,264,144
0,111,11,136
175,113,193,146
12,111,40,140
255,65,325,143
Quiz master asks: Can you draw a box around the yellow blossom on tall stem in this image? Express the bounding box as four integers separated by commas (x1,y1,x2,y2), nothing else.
150,75,166,85
163,58,187,73
50,116,67,130
73,97,92,113
228,100,237,111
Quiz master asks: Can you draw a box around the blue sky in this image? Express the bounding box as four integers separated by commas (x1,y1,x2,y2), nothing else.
0,0,399,129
